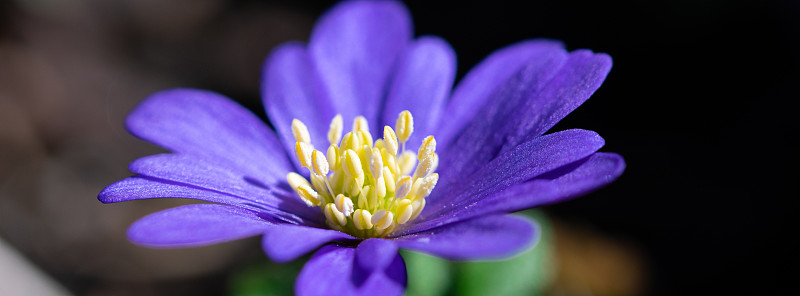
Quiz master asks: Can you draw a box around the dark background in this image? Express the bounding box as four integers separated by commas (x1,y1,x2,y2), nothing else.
1,0,797,295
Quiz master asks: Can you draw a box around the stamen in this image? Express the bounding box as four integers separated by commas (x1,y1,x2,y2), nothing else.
395,175,412,199
383,126,399,156
328,114,343,145
295,184,320,206
353,209,373,230
286,111,439,238
395,110,414,144
295,142,313,168
311,150,329,176
292,119,311,144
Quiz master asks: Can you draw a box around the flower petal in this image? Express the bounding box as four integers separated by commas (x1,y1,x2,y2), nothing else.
127,204,272,247
428,129,605,222
436,39,565,149
439,49,611,182
395,215,536,260
128,153,321,224
381,36,456,147
262,43,337,168
295,244,407,296
126,88,291,184
309,0,412,130
262,224,354,263
405,152,625,234
356,239,399,273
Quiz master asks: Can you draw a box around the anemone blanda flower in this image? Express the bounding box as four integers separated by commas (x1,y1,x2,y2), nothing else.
99,1,625,295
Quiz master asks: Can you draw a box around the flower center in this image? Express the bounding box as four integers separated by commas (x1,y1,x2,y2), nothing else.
286,111,438,238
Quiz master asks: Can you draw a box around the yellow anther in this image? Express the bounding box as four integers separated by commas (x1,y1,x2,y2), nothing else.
342,149,364,179
414,153,435,179
295,184,320,206
375,174,387,199
415,173,438,198
395,175,412,199
286,172,310,190
369,148,383,180
295,141,313,168
359,130,374,148
381,149,398,175
310,173,329,198
395,199,414,224
326,145,340,170
353,209,373,230
311,150,329,176
397,151,417,176
410,198,426,220
324,203,347,227
328,114,343,145
353,116,369,133
395,110,414,143
291,119,311,144
334,194,354,216
383,126,399,155
417,136,436,160
431,153,439,173
382,167,396,193
367,183,379,210
371,210,394,230
374,139,386,151
341,132,360,152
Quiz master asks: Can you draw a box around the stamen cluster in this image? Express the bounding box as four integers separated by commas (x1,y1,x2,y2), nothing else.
287,111,439,238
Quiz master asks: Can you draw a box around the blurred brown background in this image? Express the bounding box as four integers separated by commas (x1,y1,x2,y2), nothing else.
1,0,797,295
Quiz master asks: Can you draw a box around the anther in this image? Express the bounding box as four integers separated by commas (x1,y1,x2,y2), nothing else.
295,184,320,206
343,149,364,179
324,203,347,226
369,148,383,180
328,114,343,145
326,145,340,170
395,110,414,143
417,136,436,160
334,194,354,216
395,175,412,199
353,116,369,133
371,210,394,230
395,199,414,224
311,150,329,176
383,126,399,155
291,119,311,144
286,172,310,190
353,209,373,230
295,141,313,168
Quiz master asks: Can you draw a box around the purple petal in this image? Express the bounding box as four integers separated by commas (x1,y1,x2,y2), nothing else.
262,224,353,263
405,152,625,234
126,88,291,184
381,36,456,147
296,245,406,296
128,153,320,224
309,0,412,130
355,239,399,272
127,204,272,247
439,49,611,183
425,129,605,224
436,39,565,149
395,215,536,260
502,50,614,149
262,43,337,169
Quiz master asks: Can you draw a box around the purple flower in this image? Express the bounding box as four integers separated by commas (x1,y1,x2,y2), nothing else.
99,1,624,295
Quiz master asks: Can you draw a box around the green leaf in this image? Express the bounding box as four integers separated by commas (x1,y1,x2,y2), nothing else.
452,211,556,296
402,249,452,296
